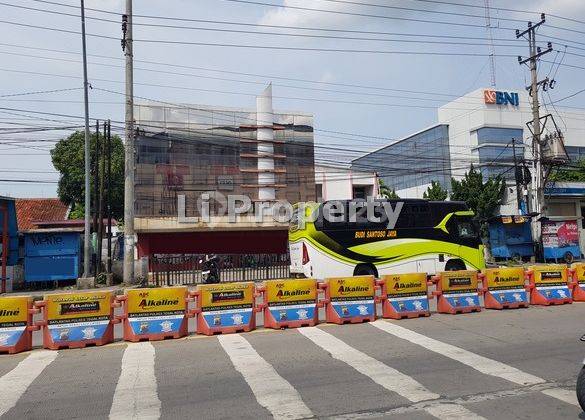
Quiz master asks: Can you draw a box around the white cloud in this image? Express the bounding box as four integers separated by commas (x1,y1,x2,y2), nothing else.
259,0,366,28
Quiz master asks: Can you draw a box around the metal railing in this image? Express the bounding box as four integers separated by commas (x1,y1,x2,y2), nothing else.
150,253,290,286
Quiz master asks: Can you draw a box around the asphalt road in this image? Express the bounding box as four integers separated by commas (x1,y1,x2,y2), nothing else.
1,303,584,419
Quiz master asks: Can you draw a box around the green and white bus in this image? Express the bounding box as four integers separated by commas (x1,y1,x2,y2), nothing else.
289,199,485,279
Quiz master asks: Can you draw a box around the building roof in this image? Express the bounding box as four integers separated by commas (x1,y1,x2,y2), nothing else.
15,198,70,231
35,219,117,228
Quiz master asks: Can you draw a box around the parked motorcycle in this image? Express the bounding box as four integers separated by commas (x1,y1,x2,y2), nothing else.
577,334,585,411
200,254,220,284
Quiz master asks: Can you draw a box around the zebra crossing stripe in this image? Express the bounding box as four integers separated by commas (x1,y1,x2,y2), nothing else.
372,321,545,386
540,388,579,406
218,334,313,420
0,350,58,416
299,327,485,419
371,321,580,407
109,342,161,420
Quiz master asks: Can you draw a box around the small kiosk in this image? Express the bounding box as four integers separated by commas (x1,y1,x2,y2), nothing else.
540,216,581,263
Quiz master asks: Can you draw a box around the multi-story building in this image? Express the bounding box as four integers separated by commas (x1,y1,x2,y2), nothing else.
352,87,585,252
314,164,378,202
133,86,315,262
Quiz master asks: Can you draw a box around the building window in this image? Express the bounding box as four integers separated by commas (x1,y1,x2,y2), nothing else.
353,186,367,199
315,184,323,202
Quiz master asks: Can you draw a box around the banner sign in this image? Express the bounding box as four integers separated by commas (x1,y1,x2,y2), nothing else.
484,267,528,304
0,296,30,347
531,265,570,300
265,279,317,323
572,263,585,290
383,273,428,313
45,291,112,342
127,287,187,335
327,276,375,318
440,271,480,308
198,282,254,328
542,220,579,248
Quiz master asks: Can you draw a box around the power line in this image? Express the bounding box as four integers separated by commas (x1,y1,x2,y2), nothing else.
297,0,525,23
0,18,522,56
0,87,82,98
219,0,514,29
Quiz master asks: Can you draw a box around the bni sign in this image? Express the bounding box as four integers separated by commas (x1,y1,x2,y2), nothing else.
484,90,519,107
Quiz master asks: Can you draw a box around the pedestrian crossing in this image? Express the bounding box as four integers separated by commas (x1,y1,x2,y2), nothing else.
0,320,580,420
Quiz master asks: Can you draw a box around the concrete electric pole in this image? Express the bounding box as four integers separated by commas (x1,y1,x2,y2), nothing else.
122,0,136,284
516,14,553,253
80,0,91,279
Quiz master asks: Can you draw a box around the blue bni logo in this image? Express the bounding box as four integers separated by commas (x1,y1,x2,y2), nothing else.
484,90,519,106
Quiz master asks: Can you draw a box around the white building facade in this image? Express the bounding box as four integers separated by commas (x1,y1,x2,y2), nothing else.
314,164,378,201
352,88,585,249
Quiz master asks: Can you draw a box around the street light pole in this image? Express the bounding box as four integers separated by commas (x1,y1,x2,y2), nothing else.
80,0,91,278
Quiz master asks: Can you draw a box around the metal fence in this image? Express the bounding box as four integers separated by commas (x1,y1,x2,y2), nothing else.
150,253,291,286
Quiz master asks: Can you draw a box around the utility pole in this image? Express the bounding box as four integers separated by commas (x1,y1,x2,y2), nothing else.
106,120,112,277
512,138,522,212
122,0,136,284
97,121,106,275
80,0,91,278
516,14,553,255
93,120,100,238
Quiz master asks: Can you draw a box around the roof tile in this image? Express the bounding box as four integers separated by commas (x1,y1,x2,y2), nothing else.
15,198,69,231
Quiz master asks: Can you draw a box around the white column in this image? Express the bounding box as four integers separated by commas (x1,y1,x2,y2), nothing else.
256,84,275,201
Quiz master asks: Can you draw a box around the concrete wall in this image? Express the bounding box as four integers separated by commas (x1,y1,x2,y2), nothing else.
314,165,377,201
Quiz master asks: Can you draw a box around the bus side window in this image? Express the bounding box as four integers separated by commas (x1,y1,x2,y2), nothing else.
457,221,476,239
394,206,414,229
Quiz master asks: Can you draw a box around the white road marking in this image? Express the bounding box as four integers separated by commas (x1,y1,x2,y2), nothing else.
372,320,544,386
218,334,313,420
372,320,580,407
330,381,576,419
109,342,161,420
299,327,484,420
540,387,579,406
0,350,58,416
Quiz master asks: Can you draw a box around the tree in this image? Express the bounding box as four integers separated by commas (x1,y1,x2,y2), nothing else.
423,181,448,201
550,159,585,182
51,130,125,221
450,165,505,223
379,179,400,199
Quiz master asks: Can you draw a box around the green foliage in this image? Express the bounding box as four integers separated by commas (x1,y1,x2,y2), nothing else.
550,159,585,182
450,165,505,222
423,181,448,201
379,179,400,199
51,130,125,221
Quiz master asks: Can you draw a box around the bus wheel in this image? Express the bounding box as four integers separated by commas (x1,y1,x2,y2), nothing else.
445,259,466,271
353,264,378,278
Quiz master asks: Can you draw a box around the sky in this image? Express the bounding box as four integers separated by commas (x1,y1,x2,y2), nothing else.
1,0,585,198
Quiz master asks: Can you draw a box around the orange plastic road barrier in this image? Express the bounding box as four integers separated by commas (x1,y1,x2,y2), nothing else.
192,282,257,336
117,287,190,342
0,296,37,354
527,265,572,306
35,291,117,350
321,275,376,324
260,279,319,329
481,267,529,310
377,273,430,319
570,263,585,301
433,270,481,314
